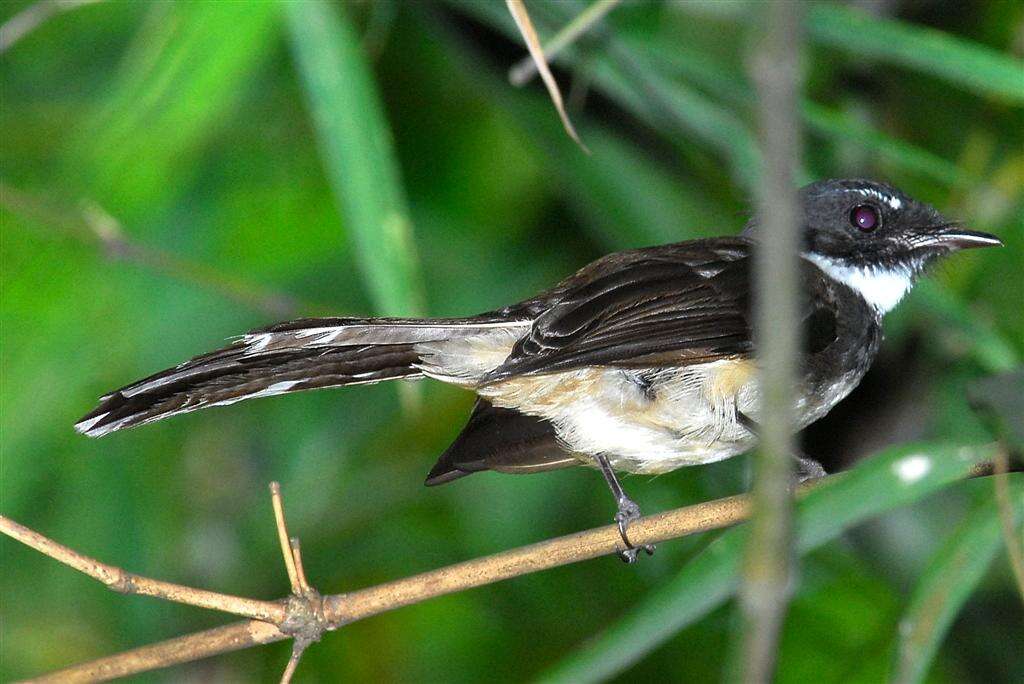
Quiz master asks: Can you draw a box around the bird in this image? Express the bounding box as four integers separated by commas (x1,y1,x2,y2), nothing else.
76,179,1002,561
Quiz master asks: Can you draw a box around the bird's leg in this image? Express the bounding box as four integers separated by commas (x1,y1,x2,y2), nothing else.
736,409,827,484
595,454,656,563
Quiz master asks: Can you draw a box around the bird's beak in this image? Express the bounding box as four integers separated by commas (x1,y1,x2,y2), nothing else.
914,226,1003,251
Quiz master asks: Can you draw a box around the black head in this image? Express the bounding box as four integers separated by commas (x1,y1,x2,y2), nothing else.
796,178,1001,273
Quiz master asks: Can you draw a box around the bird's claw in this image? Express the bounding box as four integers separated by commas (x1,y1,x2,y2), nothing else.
793,451,827,483
614,497,655,563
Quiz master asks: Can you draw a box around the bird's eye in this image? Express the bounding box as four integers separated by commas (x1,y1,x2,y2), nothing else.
849,205,879,232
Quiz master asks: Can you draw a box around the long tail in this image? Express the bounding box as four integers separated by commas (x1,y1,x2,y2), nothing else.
75,316,528,437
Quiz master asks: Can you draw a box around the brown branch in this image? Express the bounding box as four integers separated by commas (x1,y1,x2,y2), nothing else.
0,181,311,319
8,484,758,682
8,463,1015,682
0,515,286,625
268,482,325,683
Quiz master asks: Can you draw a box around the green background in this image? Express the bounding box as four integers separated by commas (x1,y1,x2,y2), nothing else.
2,1,1022,681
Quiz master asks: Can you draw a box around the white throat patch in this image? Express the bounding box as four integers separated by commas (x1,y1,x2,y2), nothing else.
803,253,913,314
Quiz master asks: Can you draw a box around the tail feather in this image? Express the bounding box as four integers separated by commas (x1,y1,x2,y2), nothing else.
76,316,529,438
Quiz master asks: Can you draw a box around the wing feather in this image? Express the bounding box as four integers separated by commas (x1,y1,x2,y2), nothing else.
486,240,755,379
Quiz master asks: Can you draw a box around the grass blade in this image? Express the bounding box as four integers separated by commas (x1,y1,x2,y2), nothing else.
801,101,970,186
636,40,973,186
912,280,1020,374
807,4,1024,105
449,0,763,189
538,443,1002,684
892,483,1024,684
73,2,282,215
508,0,622,86
505,0,586,150
430,10,729,248
285,0,424,316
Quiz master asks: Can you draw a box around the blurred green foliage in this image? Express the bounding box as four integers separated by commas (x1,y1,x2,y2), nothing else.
1,1,1022,681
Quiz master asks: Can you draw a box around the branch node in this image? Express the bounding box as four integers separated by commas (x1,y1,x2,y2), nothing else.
108,570,139,595
281,589,328,650
268,480,326,681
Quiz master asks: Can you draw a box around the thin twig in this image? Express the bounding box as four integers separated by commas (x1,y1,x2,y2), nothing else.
268,482,323,683
270,482,302,595
508,0,622,86
280,648,302,684
738,2,805,681
0,515,287,625
290,538,313,596
505,0,588,151
993,445,1024,600
22,621,287,684
0,181,307,319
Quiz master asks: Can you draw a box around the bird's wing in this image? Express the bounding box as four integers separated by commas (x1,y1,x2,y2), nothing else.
486,239,838,379
424,399,577,485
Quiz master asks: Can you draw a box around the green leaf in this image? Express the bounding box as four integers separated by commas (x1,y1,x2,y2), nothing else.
670,2,1024,104
632,38,973,186
587,57,764,189
452,0,990,191
538,443,1002,684
285,0,424,316
912,280,1020,374
807,4,1024,105
892,482,1024,684
801,102,969,187
71,2,282,218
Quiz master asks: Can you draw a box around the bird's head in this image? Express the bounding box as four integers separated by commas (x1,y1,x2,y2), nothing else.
789,179,1001,313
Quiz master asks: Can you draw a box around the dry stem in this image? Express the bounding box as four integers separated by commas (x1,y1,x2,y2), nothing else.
738,2,804,680
508,0,622,86
271,482,302,595
505,0,587,150
8,464,1015,682
0,515,286,625
8,484,758,682
268,482,324,682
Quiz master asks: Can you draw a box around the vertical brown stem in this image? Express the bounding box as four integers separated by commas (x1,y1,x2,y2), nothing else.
739,1,805,681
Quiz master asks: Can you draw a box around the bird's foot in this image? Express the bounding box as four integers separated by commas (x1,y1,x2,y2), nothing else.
737,409,828,484
614,496,656,563
793,452,827,483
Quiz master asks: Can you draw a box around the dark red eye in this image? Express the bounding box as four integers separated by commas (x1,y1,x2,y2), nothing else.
850,205,879,232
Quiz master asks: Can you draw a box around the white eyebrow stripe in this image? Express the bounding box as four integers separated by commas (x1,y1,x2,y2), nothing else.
861,187,902,211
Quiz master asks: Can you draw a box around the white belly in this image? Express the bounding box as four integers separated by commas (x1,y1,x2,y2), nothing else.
479,360,763,474
478,359,863,474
